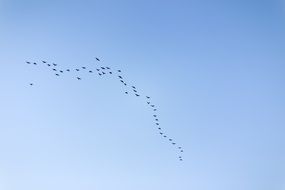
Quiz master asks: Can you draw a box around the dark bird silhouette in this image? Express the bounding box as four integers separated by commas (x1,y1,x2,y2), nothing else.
102,72,106,74
42,61,46,63
118,76,123,79
55,73,60,76
151,105,155,107
101,67,105,70
147,102,150,104
82,67,86,69
60,70,63,73
135,94,140,97
180,159,183,161
96,69,100,71
146,96,150,99
133,90,137,93
178,147,182,149
153,109,157,111
155,119,159,121
66,69,70,72
26,61,31,64
99,73,102,76
33,62,37,65
163,135,167,138
77,77,81,80
180,150,184,152
158,127,161,130
96,57,100,61
89,70,93,73
172,143,176,145
169,139,173,141
124,83,127,86
120,80,124,83
109,72,112,74
53,69,57,71
47,64,51,66
156,123,159,125
153,115,157,117
53,63,57,66
76,69,80,71
160,132,163,135
29,83,33,86
118,70,121,72
125,92,128,94
132,86,136,89
106,67,110,69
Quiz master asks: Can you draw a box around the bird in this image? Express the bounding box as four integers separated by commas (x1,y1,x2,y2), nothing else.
99,73,102,76
178,147,182,149
159,132,163,135
180,159,183,161
156,123,159,125
89,70,93,73
123,83,127,86
109,72,112,74
42,61,46,63
60,70,63,73
125,92,128,94
118,70,121,72
151,105,155,107
106,67,110,69
33,62,37,65
82,67,86,69
172,143,176,145
169,139,173,141
29,83,33,86
120,80,124,83
76,69,80,71
77,77,81,80
153,109,157,111
132,86,136,89
66,69,70,72
47,64,51,66
158,127,161,130
147,102,150,104
55,73,60,76
102,72,106,75
101,67,105,70
135,94,140,97
146,96,150,99
118,76,123,79
96,69,100,71
153,115,157,117
180,150,184,152
53,63,57,66
155,119,159,121
96,57,100,61
133,90,137,93
163,135,167,138
26,61,31,64
53,68,57,71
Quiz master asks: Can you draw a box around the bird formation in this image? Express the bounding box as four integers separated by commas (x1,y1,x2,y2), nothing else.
25,58,184,161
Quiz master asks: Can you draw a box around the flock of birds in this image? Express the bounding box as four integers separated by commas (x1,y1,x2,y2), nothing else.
26,58,184,161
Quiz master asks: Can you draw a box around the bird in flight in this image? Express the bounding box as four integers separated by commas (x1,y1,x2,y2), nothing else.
42,61,47,63
53,63,57,66
33,62,37,65
106,67,110,69
135,94,140,97
96,57,100,61
77,77,81,80
89,70,93,73
53,68,57,71
146,96,150,99
76,69,80,71
66,69,70,72
29,83,33,86
26,61,31,64
118,70,121,72
47,64,51,66
82,67,86,69
55,73,60,76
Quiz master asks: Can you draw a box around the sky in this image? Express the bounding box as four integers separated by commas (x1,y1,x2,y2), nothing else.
0,0,284,189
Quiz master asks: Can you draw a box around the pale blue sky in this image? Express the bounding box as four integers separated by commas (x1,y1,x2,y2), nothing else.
0,0,284,189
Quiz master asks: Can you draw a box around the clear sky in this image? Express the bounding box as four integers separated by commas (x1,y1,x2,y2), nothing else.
0,0,284,189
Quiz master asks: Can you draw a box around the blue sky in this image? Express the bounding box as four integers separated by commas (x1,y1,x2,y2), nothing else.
0,0,284,189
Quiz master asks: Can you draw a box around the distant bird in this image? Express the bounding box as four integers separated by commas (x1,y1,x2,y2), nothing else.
118,70,121,72
89,70,93,73
172,143,176,145
124,83,127,86
99,73,102,76
29,83,33,86
47,64,51,66
55,73,60,76
125,92,128,94
76,69,80,71
169,139,173,141
96,69,100,71
95,57,100,61
155,119,159,121
120,80,124,83
60,70,63,73
33,62,37,65
158,127,161,130
147,102,150,104
180,150,184,152
77,77,81,80
42,61,46,63
102,72,106,74
26,61,31,64
178,147,182,149
159,132,163,135
53,63,57,66
180,159,183,161
66,69,70,72
156,123,159,125
163,135,167,138
109,72,112,74
118,76,123,79
135,94,140,97
133,90,137,93
151,105,155,107
53,68,57,71
82,67,86,69
101,67,105,70
153,109,157,111
153,115,157,117
146,96,150,99
106,67,110,69
132,86,136,89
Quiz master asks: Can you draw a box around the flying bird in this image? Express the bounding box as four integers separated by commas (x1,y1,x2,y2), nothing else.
106,67,110,69
118,70,121,72
33,62,37,65
95,57,100,61
101,67,105,70
29,83,33,86
47,64,51,66
66,69,70,72
151,105,155,107
55,73,60,76
82,67,86,69
153,115,157,117
89,70,93,73
76,69,80,71
135,94,140,97
96,69,100,71
146,96,150,99
60,70,63,73
125,92,128,94
42,61,46,63
53,63,57,66
53,69,57,71
77,77,81,80
109,72,112,74
147,102,150,104
118,76,123,79
26,61,31,64
102,72,106,74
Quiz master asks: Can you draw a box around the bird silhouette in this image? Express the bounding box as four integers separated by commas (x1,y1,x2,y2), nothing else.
29,83,33,86
102,72,106,75
133,90,137,93
77,77,81,80
132,86,136,89
146,96,150,99
118,76,123,79
118,70,121,72
47,64,51,66
153,115,157,117
42,61,46,63
147,102,150,104
135,94,140,97
153,109,157,111
33,62,37,65
55,73,60,76
89,70,93,73
66,69,70,72
53,69,57,71
60,70,63,73
53,63,57,66
96,57,100,61
76,69,80,71
156,123,159,125
151,105,155,107
125,92,128,94
106,67,110,69
109,72,112,74
101,67,105,70
98,73,102,76
26,61,31,64
96,69,100,71
82,67,86,69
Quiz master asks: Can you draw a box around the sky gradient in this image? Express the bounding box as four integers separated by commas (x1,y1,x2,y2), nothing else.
0,0,285,189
